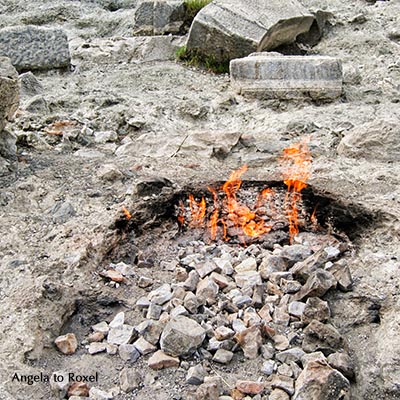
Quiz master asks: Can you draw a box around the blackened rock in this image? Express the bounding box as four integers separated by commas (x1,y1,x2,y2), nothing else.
302,297,331,325
327,352,355,380
303,320,345,355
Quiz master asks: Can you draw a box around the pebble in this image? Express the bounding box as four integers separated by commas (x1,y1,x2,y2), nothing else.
107,325,135,345
106,344,118,355
109,312,125,328
213,348,234,364
138,276,153,288
195,379,220,400
301,351,327,367
92,322,109,335
133,337,157,355
136,296,150,310
294,270,337,301
210,271,230,288
112,261,135,277
67,382,90,398
146,303,163,320
100,269,126,283
302,320,344,354
274,335,289,351
277,363,293,377
186,364,207,385
119,344,140,363
148,350,180,370
280,245,312,266
54,333,78,355
89,387,114,400
88,342,107,355
261,359,276,375
148,284,172,305
119,367,141,393
288,301,306,318
183,270,200,292
88,332,105,343
171,304,189,317
195,260,218,278
235,380,264,395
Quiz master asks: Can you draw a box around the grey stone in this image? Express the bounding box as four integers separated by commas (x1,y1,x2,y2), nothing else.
23,95,49,114
259,254,288,279
302,297,331,324
92,321,109,335
290,248,333,281
271,375,295,395
276,347,306,364
293,270,337,301
301,351,327,367
278,363,293,377
213,348,234,364
51,201,76,224
293,360,350,400
288,301,306,318
195,260,218,278
119,344,140,363
148,283,173,305
98,165,123,182
232,294,253,308
234,257,257,273
146,302,163,320
88,342,107,354
196,277,219,304
234,270,262,288
19,71,43,98
0,26,70,71
302,320,345,355
112,262,135,277
160,316,206,357
327,352,355,380
186,364,207,385
107,325,135,345
326,262,353,292
136,296,150,310
273,305,290,326
184,291,200,314
94,130,118,144
109,312,125,328
89,387,114,400
269,388,290,400
187,0,314,62
281,279,302,294
261,359,276,375
171,304,188,317
183,270,200,292
133,337,156,355
134,0,186,35
119,367,141,393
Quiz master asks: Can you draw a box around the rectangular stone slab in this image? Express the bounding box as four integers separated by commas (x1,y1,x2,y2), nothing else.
230,53,343,100
0,25,70,71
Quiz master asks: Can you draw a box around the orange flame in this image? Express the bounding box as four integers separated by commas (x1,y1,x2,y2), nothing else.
177,200,185,227
208,187,219,240
189,194,206,227
122,207,132,220
280,138,312,243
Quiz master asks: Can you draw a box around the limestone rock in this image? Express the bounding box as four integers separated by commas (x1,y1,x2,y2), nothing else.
213,348,234,364
67,382,90,398
234,325,263,359
107,325,135,345
54,333,78,355
148,350,180,370
327,352,355,380
88,342,107,355
259,254,288,279
0,57,19,132
119,367,141,393
187,0,314,62
270,388,290,400
186,364,207,385
302,297,331,325
0,26,70,71
293,360,350,400
236,380,265,395
195,379,220,400
302,320,345,355
19,71,43,98
196,277,219,304
133,0,186,35
148,283,173,305
133,337,156,355
271,375,295,396
276,347,306,364
294,270,337,301
160,316,206,357
89,387,114,400
119,344,140,362
92,322,109,335
231,54,343,101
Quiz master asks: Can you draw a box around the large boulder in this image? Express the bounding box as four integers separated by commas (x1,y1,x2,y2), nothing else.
0,26,70,71
230,53,343,100
186,0,314,63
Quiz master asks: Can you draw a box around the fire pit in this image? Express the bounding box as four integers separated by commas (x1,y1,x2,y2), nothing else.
48,139,376,399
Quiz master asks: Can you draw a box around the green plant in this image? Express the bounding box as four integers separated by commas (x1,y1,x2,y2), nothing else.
184,0,212,16
175,45,230,74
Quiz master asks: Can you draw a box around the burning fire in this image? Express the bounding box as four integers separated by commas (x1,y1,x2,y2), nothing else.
177,138,313,244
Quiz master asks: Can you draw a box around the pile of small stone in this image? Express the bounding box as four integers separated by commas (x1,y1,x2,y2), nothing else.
70,232,352,399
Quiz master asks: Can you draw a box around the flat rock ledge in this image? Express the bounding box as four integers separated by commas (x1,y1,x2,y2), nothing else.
230,53,343,100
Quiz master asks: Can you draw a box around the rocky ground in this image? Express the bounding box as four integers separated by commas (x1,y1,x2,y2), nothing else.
0,0,400,399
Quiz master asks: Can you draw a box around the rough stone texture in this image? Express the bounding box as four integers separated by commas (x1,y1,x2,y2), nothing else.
337,119,400,162
187,0,314,62
67,382,90,398
119,367,141,393
0,57,19,132
0,26,70,71
303,320,345,355
54,333,78,355
148,350,180,370
236,380,265,395
327,352,355,380
107,325,135,345
302,297,331,324
294,270,337,301
160,316,206,357
230,54,343,100
235,325,263,359
293,360,350,400
133,0,186,35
